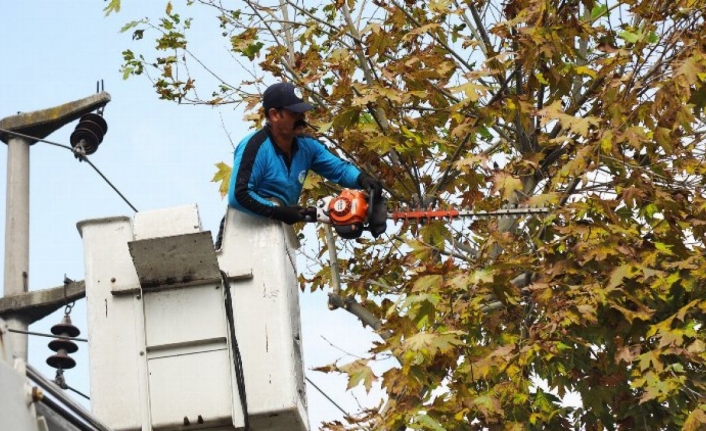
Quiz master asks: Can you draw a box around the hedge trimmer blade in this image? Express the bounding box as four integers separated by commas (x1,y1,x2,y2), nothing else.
389,206,550,224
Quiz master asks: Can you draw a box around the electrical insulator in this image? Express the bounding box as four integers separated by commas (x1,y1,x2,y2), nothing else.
70,113,108,155
46,314,80,370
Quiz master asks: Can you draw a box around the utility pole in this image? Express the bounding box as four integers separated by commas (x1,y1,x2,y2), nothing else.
0,92,110,361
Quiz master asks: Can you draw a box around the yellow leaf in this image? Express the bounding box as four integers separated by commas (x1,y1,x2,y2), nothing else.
570,116,601,137
687,339,706,354
450,81,488,103
683,406,706,431
453,154,487,173
538,100,600,137
413,275,443,292
211,162,232,198
428,0,452,13
615,345,638,364
677,57,701,86
491,172,524,201
599,130,614,153
404,331,463,355
637,351,663,373
526,192,560,207
535,72,549,85
469,268,493,284
315,121,333,133
607,264,637,289
676,299,700,322
611,302,654,324
405,332,437,352
574,65,597,78
339,359,376,393
301,173,321,191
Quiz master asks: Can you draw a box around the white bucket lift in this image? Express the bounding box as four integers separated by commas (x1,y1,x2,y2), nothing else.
78,205,308,431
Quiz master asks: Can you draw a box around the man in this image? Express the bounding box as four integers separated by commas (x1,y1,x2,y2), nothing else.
228,81,382,225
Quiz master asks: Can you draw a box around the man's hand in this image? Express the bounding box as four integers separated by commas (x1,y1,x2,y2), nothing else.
357,172,383,198
271,205,307,225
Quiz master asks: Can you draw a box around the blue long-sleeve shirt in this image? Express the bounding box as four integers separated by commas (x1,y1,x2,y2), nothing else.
228,126,361,218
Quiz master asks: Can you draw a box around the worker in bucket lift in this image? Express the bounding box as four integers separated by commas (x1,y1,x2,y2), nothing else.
227,81,382,225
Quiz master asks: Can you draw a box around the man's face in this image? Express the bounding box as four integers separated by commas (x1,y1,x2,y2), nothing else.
271,108,307,136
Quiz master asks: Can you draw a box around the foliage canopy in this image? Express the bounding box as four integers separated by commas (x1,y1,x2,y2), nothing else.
109,0,706,429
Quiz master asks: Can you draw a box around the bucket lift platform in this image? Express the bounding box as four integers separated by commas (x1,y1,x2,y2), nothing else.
77,205,308,431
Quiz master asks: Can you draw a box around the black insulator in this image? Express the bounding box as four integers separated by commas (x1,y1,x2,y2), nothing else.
70,129,99,155
47,353,76,370
70,113,108,155
84,113,108,135
47,314,80,370
76,120,104,143
50,315,80,338
48,338,78,354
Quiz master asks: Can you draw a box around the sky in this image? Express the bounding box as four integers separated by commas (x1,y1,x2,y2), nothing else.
0,1,385,429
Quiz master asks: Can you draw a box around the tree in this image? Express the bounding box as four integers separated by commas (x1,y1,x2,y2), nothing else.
107,0,706,428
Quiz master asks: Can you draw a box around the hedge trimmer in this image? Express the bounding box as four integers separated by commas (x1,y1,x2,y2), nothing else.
305,188,550,239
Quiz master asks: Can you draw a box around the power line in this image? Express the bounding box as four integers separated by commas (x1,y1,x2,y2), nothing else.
6,328,87,342
305,376,350,417
54,369,91,401
0,127,138,212
66,384,90,401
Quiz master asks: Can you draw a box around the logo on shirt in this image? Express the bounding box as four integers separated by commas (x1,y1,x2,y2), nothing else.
298,170,307,184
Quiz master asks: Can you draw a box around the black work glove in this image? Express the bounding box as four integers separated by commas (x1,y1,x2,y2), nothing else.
271,205,306,225
357,172,383,198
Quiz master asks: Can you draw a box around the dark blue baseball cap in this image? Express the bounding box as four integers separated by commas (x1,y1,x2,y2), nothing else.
263,82,314,113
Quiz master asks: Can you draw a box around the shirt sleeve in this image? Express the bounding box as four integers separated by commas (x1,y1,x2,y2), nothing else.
306,138,361,188
228,131,278,218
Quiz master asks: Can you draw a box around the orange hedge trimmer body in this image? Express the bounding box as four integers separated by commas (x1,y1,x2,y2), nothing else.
306,189,549,239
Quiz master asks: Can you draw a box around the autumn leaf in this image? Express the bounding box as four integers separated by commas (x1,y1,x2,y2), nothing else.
683,406,706,431
450,81,488,103
607,264,638,289
410,413,445,431
403,331,463,356
610,302,654,324
538,100,601,137
338,359,376,393
211,162,231,198
412,275,443,292
491,172,523,201
472,394,503,420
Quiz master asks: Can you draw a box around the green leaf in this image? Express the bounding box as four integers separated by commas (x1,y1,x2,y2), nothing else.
473,394,503,420
121,66,133,80
620,30,641,44
119,20,141,33
411,413,445,431
590,5,607,19
103,0,121,16
242,42,264,61
654,242,674,255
